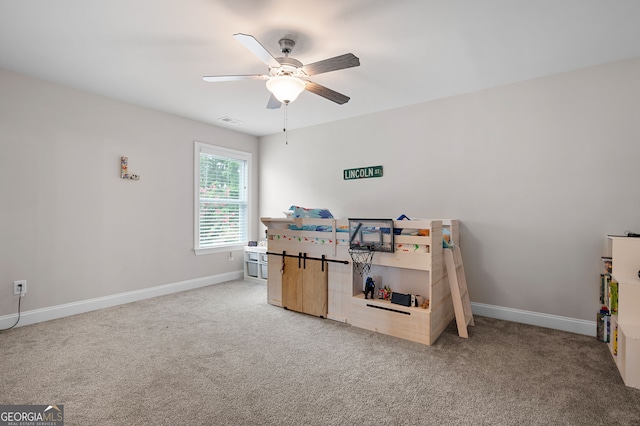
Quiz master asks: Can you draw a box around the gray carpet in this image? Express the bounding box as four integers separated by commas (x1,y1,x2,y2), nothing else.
1,280,639,425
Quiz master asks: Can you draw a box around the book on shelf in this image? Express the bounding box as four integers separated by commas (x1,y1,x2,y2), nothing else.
609,280,619,315
599,273,618,314
597,256,616,344
597,307,610,343
600,274,608,305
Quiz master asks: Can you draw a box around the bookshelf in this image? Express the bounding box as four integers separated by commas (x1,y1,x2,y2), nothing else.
602,236,640,389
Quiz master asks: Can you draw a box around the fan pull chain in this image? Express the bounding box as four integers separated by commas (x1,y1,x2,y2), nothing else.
283,103,289,145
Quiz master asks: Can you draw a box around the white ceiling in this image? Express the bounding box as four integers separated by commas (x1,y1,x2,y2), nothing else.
2,0,640,137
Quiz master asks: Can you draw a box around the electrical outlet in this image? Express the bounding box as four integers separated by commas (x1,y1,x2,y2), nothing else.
228,251,234,261
14,280,27,296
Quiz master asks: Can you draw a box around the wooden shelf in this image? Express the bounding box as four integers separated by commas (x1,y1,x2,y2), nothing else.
350,293,432,345
351,292,429,313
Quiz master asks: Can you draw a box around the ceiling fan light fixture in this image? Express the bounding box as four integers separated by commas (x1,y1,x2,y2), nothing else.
266,75,305,104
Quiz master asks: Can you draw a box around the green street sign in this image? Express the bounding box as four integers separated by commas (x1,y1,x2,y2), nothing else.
343,165,383,180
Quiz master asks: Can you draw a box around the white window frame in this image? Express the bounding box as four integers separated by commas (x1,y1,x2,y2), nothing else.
194,142,252,255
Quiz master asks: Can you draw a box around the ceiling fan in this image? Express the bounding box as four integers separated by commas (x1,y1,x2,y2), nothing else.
203,33,360,109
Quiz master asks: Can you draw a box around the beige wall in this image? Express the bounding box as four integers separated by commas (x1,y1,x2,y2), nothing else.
0,68,259,317
259,57,640,322
3,56,639,327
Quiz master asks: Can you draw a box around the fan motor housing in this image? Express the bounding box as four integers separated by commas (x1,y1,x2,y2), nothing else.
271,57,304,77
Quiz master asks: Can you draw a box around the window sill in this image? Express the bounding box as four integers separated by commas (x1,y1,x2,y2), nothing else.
194,245,246,256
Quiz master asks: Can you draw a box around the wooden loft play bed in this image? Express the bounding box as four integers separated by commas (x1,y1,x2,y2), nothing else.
260,216,460,345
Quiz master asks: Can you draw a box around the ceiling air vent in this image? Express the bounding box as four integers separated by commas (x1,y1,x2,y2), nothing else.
218,116,242,125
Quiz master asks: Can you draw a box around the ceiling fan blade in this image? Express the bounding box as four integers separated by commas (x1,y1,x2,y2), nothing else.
202,74,267,82
302,53,360,76
304,81,350,105
233,33,281,68
266,94,282,109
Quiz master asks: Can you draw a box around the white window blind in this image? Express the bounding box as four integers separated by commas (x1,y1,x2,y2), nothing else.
195,143,250,253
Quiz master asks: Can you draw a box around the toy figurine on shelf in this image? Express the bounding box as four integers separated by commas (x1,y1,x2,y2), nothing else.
364,276,375,299
378,285,391,301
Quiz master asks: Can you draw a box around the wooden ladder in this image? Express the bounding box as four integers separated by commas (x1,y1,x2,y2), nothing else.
444,245,474,338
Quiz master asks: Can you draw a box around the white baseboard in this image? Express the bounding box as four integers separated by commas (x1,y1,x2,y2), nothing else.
471,302,596,337
0,270,243,330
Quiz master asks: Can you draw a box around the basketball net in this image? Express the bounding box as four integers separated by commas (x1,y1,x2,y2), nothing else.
348,246,374,276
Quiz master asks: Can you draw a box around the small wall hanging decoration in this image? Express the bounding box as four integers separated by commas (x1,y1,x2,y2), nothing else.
120,156,140,180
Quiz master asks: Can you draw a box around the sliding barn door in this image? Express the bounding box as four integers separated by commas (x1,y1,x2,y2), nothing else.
281,256,328,318
282,256,303,313
302,258,328,318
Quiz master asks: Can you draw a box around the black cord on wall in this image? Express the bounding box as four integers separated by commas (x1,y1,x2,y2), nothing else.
0,295,22,331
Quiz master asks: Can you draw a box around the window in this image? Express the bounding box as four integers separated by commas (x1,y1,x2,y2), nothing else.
194,142,251,254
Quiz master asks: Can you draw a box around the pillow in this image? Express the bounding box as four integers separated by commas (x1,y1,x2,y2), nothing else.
442,228,453,248
289,205,334,219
